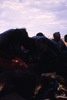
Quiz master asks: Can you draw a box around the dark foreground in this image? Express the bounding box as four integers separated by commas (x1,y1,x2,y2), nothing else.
0,29,67,99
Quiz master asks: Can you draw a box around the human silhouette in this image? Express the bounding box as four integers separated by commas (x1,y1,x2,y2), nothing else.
52,32,66,51
36,32,45,36
0,28,29,60
64,34,67,42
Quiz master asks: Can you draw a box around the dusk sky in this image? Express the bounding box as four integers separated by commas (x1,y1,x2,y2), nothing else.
0,0,67,38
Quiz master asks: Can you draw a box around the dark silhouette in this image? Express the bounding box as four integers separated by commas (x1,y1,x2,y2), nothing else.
31,33,65,76
64,34,67,42
36,32,45,36
0,28,30,60
0,29,67,100
52,32,66,51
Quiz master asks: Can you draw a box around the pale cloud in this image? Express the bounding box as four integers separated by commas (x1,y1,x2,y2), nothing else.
0,0,67,38
0,1,23,10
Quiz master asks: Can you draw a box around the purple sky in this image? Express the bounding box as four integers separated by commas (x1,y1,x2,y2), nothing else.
0,0,67,38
